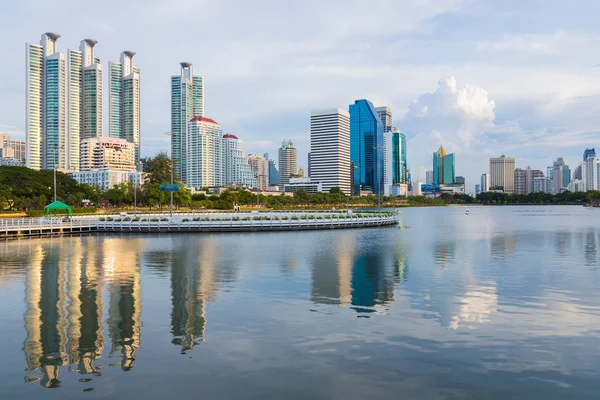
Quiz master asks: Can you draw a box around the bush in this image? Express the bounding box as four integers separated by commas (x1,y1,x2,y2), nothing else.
193,217,201,221
141,218,147,222
131,217,140,221
122,217,131,221
107,217,114,221
99,217,106,222
160,218,168,222
150,218,159,222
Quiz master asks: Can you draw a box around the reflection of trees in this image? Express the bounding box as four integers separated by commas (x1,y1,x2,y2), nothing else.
490,234,516,259
434,242,456,269
584,230,597,266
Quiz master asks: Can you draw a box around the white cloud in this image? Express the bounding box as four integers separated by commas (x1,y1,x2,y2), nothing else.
476,30,590,54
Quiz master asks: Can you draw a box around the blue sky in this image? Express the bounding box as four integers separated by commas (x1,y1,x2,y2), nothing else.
1,0,599,191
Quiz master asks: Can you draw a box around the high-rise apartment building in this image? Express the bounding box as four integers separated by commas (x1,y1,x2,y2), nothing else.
481,173,490,192
350,99,384,195
432,145,455,185
514,167,544,195
581,156,600,191
79,137,135,171
310,108,351,194
247,154,269,190
489,155,515,193
26,33,66,171
186,117,255,189
278,140,298,186
109,51,140,168
375,106,392,133
584,148,596,161
223,134,256,187
171,62,204,184
0,134,26,161
66,39,103,171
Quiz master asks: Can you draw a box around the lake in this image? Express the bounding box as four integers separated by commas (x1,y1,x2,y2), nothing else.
0,206,599,399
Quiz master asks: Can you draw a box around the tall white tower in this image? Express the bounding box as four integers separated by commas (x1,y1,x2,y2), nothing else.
109,52,140,168
26,33,66,170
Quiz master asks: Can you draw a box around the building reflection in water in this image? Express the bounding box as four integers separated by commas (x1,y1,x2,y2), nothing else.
169,238,218,353
311,232,401,314
20,237,142,388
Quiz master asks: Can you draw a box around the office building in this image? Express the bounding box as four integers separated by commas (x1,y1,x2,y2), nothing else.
0,134,26,161
283,177,322,194
223,134,256,187
67,39,103,171
26,33,66,171
567,179,585,192
350,99,384,195
475,184,481,194
170,62,204,184
481,173,490,192
455,176,465,185
375,106,392,133
80,137,136,171
489,155,515,193
109,51,140,168
267,158,279,185
307,152,311,178
551,157,570,194
584,148,596,161
514,167,544,195
432,145,455,185
247,154,269,190
426,170,434,184
310,108,351,194
573,164,582,180
534,176,552,194
278,140,298,186
383,128,407,195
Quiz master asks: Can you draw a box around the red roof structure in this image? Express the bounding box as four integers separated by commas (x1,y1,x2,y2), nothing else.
223,134,239,139
189,116,218,125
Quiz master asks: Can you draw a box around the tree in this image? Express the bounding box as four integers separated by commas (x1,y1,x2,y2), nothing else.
329,187,341,194
145,152,174,185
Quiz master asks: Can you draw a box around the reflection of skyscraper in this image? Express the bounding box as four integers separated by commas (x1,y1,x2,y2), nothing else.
170,239,218,353
106,238,142,371
311,232,355,306
23,238,106,387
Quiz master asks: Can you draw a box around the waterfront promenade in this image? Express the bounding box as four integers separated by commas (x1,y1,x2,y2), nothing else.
0,210,400,239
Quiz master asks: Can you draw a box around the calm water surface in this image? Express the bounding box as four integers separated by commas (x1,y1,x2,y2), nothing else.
1,206,599,399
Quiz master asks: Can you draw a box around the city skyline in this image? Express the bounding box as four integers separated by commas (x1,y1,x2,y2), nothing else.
3,2,600,191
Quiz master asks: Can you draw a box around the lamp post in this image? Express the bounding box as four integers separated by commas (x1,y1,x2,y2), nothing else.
348,164,360,211
134,161,143,217
52,144,65,203
373,146,383,212
256,174,267,207
164,132,176,219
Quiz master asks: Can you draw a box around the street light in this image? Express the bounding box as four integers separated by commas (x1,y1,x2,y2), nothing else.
373,146,383,212
256,174,267,207
348,163,360,211
134,160,143,216
52,144,65,203
164,132,176,219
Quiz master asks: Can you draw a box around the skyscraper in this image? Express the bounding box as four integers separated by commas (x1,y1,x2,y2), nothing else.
187,117,223,188
67,39,103,171
267,159,279,186
223,134,256,187
551,157,570,194
481,173,490,192
584,148,596,161
426,170,434,184
109,51,140,168
26,33,66,171
383,127,407,195
310,108,351,194
247,154,269,190
514,167,544,195
278,140,298,186
171,62,204,184
489,155,515,193
432,145,455,184
375,106,392,133
350,99,384,195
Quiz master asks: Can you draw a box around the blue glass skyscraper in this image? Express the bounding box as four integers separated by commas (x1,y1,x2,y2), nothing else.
350,99,384,195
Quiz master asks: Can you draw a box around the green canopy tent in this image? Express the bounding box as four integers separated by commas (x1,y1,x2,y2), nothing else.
44,201,73,217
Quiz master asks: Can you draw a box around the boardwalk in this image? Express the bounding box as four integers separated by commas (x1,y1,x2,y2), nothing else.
0,211,400,240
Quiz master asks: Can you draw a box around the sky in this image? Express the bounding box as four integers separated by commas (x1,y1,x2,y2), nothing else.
1,0,600,191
